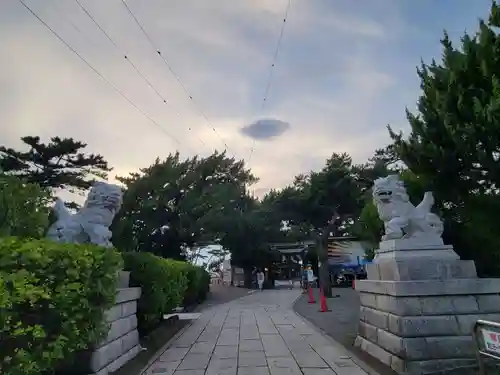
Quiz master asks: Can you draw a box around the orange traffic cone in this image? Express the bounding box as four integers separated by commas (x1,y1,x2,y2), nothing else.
319,287,330,312
308,285,316,304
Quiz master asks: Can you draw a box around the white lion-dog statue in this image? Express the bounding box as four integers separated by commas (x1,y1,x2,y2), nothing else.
372,174,444,243
46,182,123,248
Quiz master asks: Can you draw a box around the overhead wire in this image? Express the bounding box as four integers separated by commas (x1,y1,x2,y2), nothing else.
119,0,230,154
73,0,206,148
247,0,292,164
16,0,183,147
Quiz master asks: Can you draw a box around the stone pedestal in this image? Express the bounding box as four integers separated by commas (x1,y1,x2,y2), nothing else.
87,271,142,375
354,240,500,375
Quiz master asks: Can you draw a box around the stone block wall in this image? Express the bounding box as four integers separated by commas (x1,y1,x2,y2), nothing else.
87,272,142,375
355,278,500,374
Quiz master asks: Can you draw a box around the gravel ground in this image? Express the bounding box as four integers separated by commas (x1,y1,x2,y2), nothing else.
293,287,398,375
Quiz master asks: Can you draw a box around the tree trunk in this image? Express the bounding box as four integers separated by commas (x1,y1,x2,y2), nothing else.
318,229,332,297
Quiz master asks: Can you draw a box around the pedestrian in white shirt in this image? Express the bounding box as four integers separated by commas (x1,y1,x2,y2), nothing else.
257,270,265,291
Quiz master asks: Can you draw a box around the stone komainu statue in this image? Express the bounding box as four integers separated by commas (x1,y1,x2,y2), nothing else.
372,174,444,243
46,182,123,248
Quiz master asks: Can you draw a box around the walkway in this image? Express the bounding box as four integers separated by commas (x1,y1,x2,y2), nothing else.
142,289,373,375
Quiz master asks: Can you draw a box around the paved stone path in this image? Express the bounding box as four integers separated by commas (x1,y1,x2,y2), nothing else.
142,289,373,375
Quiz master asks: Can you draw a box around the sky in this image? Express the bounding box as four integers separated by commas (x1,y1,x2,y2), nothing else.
0,0,494,197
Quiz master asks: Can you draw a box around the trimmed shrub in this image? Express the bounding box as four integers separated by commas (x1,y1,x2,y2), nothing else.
178,263,210,307
196,267,210,302
0,237,122,375
181,264,201,306
122,252,188,333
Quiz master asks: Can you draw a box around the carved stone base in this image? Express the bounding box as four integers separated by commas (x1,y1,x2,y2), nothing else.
374,239,458,263
355,279,500,374
355,244,500,374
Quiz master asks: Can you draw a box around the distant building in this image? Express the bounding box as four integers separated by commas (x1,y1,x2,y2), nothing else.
327,237,367,266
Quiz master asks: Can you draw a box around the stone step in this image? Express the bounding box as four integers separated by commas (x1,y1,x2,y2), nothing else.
163,312,201,320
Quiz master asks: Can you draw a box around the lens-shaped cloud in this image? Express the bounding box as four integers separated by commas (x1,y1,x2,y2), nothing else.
240,118,291,140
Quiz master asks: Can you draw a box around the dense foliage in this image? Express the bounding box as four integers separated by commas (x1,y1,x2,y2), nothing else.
113,152,257,260
386,2,500,276
0,175,51,238
0,238,122,375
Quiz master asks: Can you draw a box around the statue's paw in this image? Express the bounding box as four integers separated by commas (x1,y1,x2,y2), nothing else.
383,232,403,240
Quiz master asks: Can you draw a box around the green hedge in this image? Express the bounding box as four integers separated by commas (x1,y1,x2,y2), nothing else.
181,264,210,306
122,252,188,333
0,237,122,375
122,253,211,333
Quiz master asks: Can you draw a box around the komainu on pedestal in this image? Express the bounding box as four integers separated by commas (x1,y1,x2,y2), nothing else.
354,175,500,375
46,182,142,375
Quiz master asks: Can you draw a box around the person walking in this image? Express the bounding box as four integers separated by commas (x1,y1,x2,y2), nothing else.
257,269,265,291
301,267,308,292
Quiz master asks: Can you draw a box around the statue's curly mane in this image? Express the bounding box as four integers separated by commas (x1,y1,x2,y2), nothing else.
82,182,122,212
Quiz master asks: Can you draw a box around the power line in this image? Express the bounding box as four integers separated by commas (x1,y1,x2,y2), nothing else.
72,0,206,148
119,0,229,153
248,0,292,164
16,0,182,146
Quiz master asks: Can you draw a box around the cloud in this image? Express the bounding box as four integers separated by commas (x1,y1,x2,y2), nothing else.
0,0,492,197
240,118,291,141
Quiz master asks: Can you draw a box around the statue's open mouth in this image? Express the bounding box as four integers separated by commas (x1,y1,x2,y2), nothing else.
375,190,392,203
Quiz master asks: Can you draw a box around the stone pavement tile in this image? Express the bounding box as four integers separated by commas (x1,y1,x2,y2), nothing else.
173,370,206,375
266,356,300,371
314,345,352,366
208,357,238,369
257,324,279,334
159,347,190,362
261,335,290,357
197,328,222,342
285,339,312,351
240,327,261,340
238,351,268,367
206,368,237,375
213,345,239,359
144,360,180,375
302,334,332,348
176,353,211,370
268,367,302,375
188,341,215,354
291,351,329,368
328,359,368,375
239,339,264,352
276,324,295,332
206,357,238,375
302,369,337,375
218,328,240,345
237,367,271,375
223,318,241,328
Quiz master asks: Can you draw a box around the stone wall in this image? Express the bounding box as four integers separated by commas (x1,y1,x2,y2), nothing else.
88,271,142,375
354,247,500,374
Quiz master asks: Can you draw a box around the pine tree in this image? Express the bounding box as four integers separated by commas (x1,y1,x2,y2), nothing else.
388,2,500,276
389,1,500,200
0,136,111,195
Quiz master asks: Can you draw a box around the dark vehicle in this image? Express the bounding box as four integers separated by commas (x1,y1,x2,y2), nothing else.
355,267,367,280
334,268,356,287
